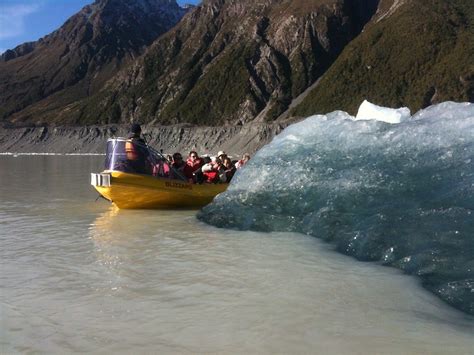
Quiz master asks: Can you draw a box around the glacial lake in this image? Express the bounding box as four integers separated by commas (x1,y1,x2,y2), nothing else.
1,155,473,354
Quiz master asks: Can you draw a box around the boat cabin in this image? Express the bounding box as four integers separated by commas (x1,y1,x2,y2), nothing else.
104,138,185,181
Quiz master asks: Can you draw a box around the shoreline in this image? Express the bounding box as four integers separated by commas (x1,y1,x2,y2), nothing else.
0,122,289,156
0,152,105,156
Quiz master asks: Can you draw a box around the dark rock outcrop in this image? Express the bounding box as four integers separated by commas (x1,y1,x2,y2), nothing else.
0,42,37,62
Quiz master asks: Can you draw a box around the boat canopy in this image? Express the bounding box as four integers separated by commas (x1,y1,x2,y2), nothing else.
104,138,186,181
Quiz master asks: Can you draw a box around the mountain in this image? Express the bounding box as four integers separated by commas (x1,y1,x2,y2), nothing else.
76,0,378,126
291,0,474,116
1,0,378,126
0,0,187,126
1,0,472,127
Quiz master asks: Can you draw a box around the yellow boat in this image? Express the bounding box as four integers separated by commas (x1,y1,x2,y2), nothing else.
91,138,227,209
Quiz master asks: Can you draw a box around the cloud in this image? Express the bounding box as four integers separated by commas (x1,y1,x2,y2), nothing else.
0,3,41,40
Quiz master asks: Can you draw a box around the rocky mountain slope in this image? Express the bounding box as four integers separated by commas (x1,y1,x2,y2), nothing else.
75,0,379,126
0,0,187,125
1,0,379,126
291,0,474,116
0,0,472,129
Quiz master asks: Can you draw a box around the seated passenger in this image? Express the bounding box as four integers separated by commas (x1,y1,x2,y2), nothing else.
184,151,204,182
192,156,209,183
152,159,170,178
235,153,250,169
222,157,236,182
217,150,227,164
201,155,232,183
201,157,221,183
170,153,186,180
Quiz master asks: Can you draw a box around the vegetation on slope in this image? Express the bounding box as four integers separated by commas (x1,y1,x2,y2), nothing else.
291,0,474,117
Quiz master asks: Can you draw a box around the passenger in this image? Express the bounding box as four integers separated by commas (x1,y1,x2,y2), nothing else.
193,156,210,183
184,151,204,182
152,159,170,178
171,153,186,174
212,155,229,183
222,157,236,182
200,156,212,174
235,153,250,169
201,157,220,183
216,150,227,164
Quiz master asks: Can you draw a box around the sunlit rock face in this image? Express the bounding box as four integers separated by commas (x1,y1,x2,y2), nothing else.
198,101,474,315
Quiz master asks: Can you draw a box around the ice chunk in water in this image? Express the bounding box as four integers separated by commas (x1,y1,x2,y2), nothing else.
355,100,411,124
199,101,474,315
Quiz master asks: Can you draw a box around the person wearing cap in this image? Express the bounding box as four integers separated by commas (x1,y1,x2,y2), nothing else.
216,150,227,163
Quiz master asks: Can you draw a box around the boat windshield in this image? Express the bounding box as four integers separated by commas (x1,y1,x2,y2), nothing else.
104,138,186,181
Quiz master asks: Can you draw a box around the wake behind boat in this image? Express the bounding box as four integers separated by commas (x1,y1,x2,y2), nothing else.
91,138,227,209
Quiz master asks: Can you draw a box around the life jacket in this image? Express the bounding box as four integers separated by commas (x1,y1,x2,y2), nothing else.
152,160,171,177
184,158,203,179
125,140,139,161
236,159,246,169
203,170,219,183
186,157,204,169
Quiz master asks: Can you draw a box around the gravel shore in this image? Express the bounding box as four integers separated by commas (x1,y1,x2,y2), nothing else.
0,123,288,157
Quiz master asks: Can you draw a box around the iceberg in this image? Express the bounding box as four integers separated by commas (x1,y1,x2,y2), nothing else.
198,101,474,315
355,100,411,123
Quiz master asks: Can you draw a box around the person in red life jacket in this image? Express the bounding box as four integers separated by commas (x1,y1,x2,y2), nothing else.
184,150,204,182
222,157,236,182
201,157,221,183
235,153,250,169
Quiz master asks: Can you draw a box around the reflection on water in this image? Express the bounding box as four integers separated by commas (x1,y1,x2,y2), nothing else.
2,156,474,354
89,206,122,270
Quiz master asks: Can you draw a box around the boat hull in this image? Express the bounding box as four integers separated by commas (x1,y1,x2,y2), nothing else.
92,171,227,209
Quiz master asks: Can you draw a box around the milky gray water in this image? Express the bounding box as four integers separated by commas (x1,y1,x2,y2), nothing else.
1,155,473,354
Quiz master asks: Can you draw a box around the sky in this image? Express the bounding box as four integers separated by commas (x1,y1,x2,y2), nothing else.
0,0,200,54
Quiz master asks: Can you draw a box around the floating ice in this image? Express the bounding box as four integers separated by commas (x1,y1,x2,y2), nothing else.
355,100,411,123
198,101,474,315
